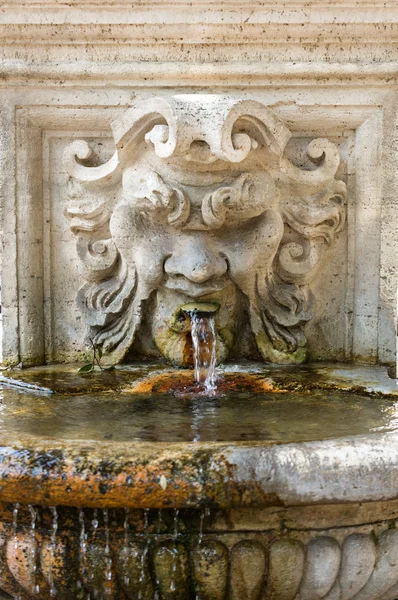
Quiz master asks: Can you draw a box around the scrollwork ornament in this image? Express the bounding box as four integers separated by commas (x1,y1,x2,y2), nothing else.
64,95,346,365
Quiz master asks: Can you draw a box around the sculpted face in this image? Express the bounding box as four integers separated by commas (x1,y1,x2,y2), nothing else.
65,95,346,365
110,162,284,364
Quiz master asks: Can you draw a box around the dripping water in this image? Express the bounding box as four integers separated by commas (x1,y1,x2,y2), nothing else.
123,508,130,586
78,508,87,587
87,509,99,584
198,507,210,546
92,509,99,540
190,313,217,390
13,503,22,600
49,506,58,598
198,510,205,545
138,508,150,600
170,508,180,592
12,502,19,549
103,509,112,593
28,505,40,595
154,509,163,597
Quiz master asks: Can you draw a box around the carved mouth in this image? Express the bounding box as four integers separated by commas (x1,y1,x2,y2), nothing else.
164,276,227,298
180,302,220,317
170,302,220,334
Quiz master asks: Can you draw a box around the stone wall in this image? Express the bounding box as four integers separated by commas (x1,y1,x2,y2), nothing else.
1,1,397,367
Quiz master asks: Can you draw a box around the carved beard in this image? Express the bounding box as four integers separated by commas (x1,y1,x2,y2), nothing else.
82,258,313,367
76,255,146,365
247,270,314,364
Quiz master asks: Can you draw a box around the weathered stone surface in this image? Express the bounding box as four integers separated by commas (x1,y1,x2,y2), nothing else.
114,539,155,600
268,539,305,600
0,3,397,369
40,533,80,600
230,540,267,600
298,537,341,600
339,534,376,600
1,506,398,599
192,541,229,600
62,95,346,367
153,542,190,600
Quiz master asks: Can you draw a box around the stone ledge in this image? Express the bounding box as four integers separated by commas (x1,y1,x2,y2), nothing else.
2,61,398,87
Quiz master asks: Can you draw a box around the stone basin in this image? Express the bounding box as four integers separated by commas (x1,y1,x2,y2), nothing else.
0,361,396,509
0,363,398,599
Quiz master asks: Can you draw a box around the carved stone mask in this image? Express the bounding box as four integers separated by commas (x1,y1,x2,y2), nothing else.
64,95,346,365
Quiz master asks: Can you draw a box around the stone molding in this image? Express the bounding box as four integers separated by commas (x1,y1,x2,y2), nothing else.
2,1,398,45
2,62,398,88
0,430,398,509
2,1,398,87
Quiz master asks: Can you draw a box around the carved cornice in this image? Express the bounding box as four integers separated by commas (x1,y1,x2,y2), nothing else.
2,62,398,88
1,1,398,85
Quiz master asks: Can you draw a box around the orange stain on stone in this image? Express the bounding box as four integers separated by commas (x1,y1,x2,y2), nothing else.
127,371,283,394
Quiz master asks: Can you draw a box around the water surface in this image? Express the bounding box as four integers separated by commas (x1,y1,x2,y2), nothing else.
0,385,396,444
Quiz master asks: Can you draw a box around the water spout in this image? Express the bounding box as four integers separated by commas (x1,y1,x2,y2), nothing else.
180,303,218,389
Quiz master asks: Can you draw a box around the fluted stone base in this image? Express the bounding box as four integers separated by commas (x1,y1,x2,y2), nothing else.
1,502,398,599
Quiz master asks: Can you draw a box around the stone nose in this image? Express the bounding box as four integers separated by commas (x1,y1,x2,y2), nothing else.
165,240,228,283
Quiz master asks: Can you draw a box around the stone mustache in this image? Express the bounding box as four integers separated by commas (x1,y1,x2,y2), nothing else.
64,95,346,366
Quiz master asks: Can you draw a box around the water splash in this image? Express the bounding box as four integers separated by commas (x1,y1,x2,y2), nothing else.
190,313,217,389
49,506,58,598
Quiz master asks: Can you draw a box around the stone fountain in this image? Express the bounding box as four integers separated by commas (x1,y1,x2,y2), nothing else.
2,4,398,599
0,92,397,600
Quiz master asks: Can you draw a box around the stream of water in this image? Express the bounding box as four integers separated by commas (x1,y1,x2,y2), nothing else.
190,313,217,389
7,507,205,599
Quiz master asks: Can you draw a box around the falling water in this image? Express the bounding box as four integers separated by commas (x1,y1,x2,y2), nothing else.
190,313,217,389
123,508,130,586
49,506,58,598
138,508,150,600
78,508,87,588
103,509,113,592
170,509,180,592
28,505,40,595
198,510,205,545
13,503,22,600
12,502,19,547
92,509,99,540
154,509,163,598
157,509,162,535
